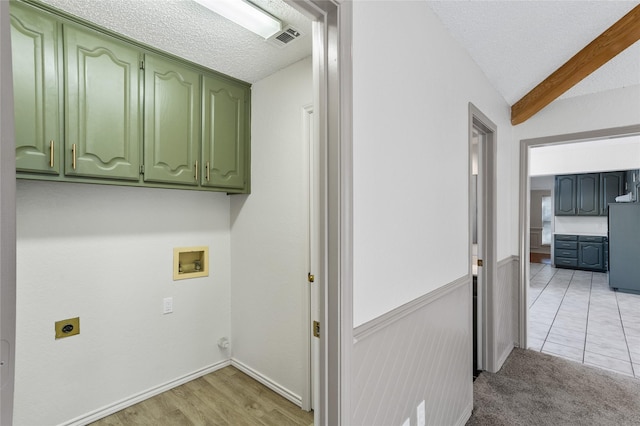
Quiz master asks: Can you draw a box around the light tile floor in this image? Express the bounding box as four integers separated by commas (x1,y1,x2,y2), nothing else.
528,263,640,378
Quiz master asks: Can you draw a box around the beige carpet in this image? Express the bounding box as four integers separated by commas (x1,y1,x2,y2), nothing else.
467,348,640,426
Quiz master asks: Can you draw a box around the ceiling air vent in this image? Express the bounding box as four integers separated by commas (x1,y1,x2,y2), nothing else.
267,25,303,48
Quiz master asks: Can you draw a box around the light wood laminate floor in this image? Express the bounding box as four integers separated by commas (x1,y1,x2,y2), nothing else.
90,366,314,426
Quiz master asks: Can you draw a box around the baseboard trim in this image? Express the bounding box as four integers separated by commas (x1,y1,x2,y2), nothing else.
353,274,469,343
231,359,302,408
496,342,515,371
456,401,474,426
61,360,231,426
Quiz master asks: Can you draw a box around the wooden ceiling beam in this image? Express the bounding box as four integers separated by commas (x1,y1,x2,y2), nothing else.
511,4,640,126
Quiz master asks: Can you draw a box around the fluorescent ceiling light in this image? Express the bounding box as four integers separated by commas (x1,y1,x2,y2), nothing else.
194,0,282,39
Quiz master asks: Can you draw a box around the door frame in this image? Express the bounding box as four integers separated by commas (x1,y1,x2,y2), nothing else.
469,103,498,373
517,124,640,350
301,104,319,412
286,1,353,424
0,0,354,425
0,1,17,424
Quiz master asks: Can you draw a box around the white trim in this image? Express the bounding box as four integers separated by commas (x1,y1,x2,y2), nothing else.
301,103,314,412
0,1,17,424
231,359,302,407
284,2,351,424
455,402,474,426
61,360,231,426
353,275,469,343
469,103,498,373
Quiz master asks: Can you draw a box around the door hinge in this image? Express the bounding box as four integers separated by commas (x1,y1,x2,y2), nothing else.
139,60,144,70
308,272,315,283
477,259,483,267
139,165,145,174
313,321,320,338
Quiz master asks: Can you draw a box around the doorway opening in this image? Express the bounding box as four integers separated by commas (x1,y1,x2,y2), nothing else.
518,125,640,370
469,104,497,374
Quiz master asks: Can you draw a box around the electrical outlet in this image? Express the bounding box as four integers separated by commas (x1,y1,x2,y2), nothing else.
163,297,173,314
417,400,426,426
55,317,80,339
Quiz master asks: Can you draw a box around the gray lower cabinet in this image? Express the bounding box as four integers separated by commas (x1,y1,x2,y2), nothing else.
554,234,607,272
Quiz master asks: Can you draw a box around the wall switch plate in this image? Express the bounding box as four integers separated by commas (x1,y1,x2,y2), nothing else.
55,317,80,339
163,297,173,314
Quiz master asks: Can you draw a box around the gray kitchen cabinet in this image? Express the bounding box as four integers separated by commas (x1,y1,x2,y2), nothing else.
554,234,578,267
600,171,625,215
554,234,606,272
555,175,576,215
576,173,599,216
556,172,630,216
578,238,604,270
624,169,640,202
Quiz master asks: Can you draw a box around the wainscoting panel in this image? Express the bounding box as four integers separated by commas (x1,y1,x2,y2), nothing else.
530,228,542,250
352,277,472,426
494,256,519,370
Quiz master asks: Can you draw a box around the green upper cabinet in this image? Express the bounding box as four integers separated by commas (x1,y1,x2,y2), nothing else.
10,3,62,175
202,75,248,190
64,25,142,180
144,54,200,185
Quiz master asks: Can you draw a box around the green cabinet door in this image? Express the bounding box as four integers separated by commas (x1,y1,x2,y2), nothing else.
64,25,141,180
202,75,248,190
144,55,200,185
10,4,61,174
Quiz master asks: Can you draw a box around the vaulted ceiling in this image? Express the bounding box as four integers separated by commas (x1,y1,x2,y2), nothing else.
426,1,640,106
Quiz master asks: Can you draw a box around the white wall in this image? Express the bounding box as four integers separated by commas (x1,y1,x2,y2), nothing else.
352,0,514,326
230,58,312,401
516,85,640,141
531,176,554,190
530,135,640,176
15,181,231,425
555,216,608,236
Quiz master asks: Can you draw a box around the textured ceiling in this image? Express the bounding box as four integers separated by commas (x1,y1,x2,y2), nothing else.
36,0,640,106
40,0,313,84
426,1,640,105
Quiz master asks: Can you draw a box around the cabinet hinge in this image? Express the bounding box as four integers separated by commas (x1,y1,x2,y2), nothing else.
139,60,144,70
139,165,145,174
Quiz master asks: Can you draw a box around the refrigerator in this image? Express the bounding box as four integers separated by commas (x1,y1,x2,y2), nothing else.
608,203,640,294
